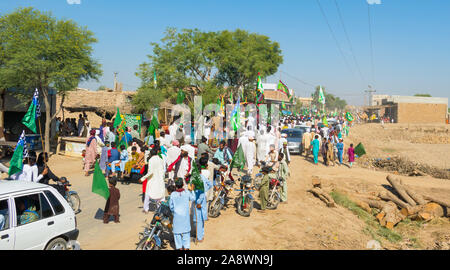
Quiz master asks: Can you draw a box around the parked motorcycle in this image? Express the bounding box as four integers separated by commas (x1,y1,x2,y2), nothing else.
136,201,172,250
58,177,81,214
208,178,234,218
266,177,282,210
234,175,255,217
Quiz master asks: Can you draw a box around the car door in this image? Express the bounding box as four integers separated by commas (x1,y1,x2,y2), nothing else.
0,197,15,250
13,191,57,250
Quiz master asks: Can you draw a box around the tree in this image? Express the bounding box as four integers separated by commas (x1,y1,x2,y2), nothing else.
0,8,102,152
311,86,347,112
414,94,432,97
134,28,283,111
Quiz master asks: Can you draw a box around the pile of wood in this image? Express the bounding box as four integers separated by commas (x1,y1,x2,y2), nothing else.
333,175,450,229
371,157,450,180
308,178,336,208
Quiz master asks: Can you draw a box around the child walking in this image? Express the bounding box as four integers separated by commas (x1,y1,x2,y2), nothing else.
169,178,195,250
103,177,120,224
347,143,355,168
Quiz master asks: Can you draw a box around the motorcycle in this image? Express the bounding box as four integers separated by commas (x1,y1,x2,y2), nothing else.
136,200,172,250
208,177,234,218
234,175,255,217
266,177,282,210
57,177,81,214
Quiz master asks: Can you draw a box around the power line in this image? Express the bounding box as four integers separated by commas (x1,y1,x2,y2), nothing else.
368,3,375,85
279,70,315,88
315,0,356,78
333,0,366,85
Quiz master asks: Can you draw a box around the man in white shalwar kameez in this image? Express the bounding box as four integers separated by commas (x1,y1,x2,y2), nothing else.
166,140,182,181
140,149,166,213
256,129,267,166
245,135,256,174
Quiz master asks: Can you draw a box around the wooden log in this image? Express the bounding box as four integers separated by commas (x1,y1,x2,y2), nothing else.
382,201,406,229
308,188,336,207
379,190,410,209
417,202,445,221
423,195,450,209
354,199,372,213
386,175,417,206
376,212,385,222
399,181,428,205
362,199,386,210
400,205,423,217
312,178,321,188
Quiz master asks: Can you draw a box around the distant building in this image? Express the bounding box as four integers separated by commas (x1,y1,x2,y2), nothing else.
366,95,448,124
261,83,294,110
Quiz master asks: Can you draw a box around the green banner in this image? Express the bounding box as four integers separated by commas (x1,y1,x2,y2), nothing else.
124,114,142,134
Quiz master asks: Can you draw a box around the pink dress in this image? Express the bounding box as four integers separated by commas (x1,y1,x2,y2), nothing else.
84,137,98,172
347,147,355,162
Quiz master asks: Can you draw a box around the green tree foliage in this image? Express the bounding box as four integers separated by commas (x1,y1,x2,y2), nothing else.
414,94,432,97
0,7,102,152
311,86,347,111
134,28,283,111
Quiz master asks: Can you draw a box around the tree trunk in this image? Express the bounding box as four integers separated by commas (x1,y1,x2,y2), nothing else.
423,195,450,208
381,201,405,229
308,188,336,207
386,175,417,206
42,88,51,153
379,190,410,209
417,202,445,221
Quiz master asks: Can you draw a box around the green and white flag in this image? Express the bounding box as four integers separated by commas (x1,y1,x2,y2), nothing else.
231,96,241,131
148,109,159,138
318,86,326,105
8,130,28,177
153,71,157,88
21,88,41,134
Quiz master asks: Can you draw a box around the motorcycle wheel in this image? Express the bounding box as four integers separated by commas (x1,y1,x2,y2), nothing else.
266,192,281,210
68,193,81,214
236,196,253,217
136,237,159,250
208,200,223,218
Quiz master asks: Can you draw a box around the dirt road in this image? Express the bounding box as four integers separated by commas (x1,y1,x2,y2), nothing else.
46,146,450,250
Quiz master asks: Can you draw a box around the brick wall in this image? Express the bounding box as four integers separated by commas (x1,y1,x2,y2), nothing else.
397,103,447,124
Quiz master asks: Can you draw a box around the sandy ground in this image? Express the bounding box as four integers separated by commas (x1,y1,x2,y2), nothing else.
7,122,448,250
41,122,449,250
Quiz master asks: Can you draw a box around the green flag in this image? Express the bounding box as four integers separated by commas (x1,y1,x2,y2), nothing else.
230,144,246,170
113,107,122,128
153,70,157,88
176,89,185,104
256,72,264,105
148,109,159,138
345,112,354,122
8,131,27,177
318,86,326,105
354,143,366,157
281,101,286,110
231,97,241,131
92,161,110,200
190,163,204,191
21,88,41,134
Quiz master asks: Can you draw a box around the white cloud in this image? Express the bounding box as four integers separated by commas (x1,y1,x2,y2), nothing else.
367,0,381,4
67,0,81,4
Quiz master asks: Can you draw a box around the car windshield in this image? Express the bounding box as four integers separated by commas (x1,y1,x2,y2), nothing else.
282,130,302,138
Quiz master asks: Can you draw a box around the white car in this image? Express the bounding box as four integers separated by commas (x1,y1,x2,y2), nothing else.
0,180,79,250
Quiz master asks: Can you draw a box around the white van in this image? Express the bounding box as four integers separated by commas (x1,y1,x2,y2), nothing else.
0,180,79,250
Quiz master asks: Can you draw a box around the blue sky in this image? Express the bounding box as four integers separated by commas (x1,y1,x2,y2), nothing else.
1,0,449,105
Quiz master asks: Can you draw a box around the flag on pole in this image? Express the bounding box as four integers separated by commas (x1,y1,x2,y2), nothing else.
8,130,28,177
229,91,233,104
148,109,159,138
220,96,225,115
230,144,246,170
153,71,157,88
176,89,185,104
231,96,241,132
21,88,41,134
92,161,110,200
318,86,326,105
256,72,264,105
281,101,286,110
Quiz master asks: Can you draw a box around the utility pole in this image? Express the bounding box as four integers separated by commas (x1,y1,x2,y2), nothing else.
365,85,376,106
113,72,118,91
